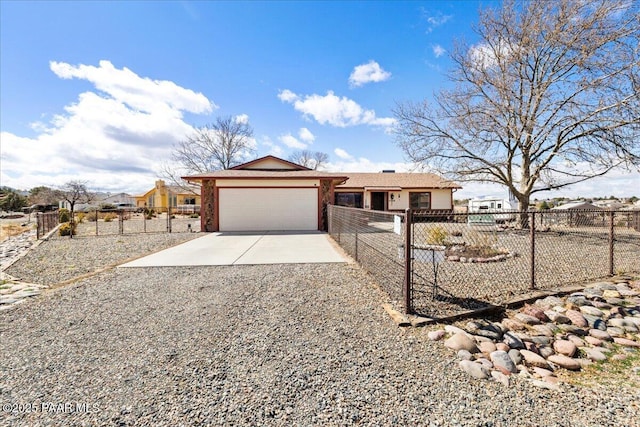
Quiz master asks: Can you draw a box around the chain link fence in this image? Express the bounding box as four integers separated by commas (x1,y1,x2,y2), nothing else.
328,205,640,319
36,212,59,239
328,206,407,305
63,207,200,237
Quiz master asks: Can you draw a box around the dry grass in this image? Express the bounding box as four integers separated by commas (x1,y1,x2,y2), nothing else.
0,223,35,242
556,346,640,391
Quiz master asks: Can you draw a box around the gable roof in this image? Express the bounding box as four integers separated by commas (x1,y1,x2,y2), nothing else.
183,169,349,182
230,155,311,171
337,172,461,189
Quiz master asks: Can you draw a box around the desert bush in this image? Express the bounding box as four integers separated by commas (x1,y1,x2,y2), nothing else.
58,208,70,223
86,211,98,222
103,213,117,222
76,212,85,223
426,225,448,246
58,221,76,236
464,226,498,249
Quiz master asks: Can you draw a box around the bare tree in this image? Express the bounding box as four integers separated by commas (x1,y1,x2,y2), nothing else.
288,150,329,170
56,180,92,237
394,0,639,221
162,116,255,192
174,116,255,171
28,186,58,206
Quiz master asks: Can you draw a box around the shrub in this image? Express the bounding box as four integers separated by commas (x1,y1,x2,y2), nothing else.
58,222,75,236
59,208,70,223
465,227,498,249
76,212,85,223
86,211,98,222
189,213,200,218
103,213,117,222
426,225,448,246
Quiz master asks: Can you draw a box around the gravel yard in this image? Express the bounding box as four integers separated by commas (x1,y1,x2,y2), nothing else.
1,234,639,426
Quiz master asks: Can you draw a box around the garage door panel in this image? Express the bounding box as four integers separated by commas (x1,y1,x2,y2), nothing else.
219,188,318,231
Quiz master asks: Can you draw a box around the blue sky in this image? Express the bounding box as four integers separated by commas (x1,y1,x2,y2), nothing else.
1,1,638,198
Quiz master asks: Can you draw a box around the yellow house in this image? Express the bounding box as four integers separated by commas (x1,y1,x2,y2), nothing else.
134,180,201,213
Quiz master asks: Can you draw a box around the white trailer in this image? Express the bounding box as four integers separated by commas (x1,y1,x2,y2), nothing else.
468,197,517,223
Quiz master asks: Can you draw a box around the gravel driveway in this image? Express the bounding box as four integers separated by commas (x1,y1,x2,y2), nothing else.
1,236,639,425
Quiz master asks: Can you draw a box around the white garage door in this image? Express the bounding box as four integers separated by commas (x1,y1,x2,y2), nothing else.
219,188,318,231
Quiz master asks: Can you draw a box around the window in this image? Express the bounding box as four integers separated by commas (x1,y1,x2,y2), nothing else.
409,192,431,209
335,192,363,208
184,198,196,205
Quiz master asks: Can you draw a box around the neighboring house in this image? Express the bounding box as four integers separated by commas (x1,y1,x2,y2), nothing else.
551,201,601,210
334,171,461,212
592,199,625,210
100,193,135,208
183,155,461,232
134,180,201,213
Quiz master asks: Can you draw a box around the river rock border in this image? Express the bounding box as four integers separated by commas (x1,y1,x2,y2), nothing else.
426,278,640,389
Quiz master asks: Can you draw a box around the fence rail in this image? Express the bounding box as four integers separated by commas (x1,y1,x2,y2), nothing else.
328,206,640,319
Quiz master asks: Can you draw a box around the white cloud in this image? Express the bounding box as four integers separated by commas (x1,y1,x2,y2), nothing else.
423,10,453,33
278,89,396,129
298,127,315,143
468,40,513,71
235,114,249,124
0,60,215,193
334,148,353,160
432,44,446,58
50,60,214,114
349,60,391,88
260,136,284,157
279,133,306,149
277,89,299,103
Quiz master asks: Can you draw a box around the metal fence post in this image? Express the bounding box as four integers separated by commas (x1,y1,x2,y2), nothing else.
609,211,614,276
404,209,412,314
530,211,536,290
354,229,358,261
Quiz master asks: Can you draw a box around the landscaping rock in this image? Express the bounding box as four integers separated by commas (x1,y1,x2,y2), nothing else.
490,350,517,374
520,349,550,368
580,306,604,317
445,332,479,353
491,370,510,387
428,330,446,341
515,312,542,325
478,341,497,354
581,347,607,362
613,337,640,348
459,360,490,380
548,354,581,371
588,329,613,341
503,332,525,349
457,349,473,360
553,339,577,357
565,310,588,328
508,349,522,366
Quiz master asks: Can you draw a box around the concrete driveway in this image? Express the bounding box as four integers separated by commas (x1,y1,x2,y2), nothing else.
119,231,348,267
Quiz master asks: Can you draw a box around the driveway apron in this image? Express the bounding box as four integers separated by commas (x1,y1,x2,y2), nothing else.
118,231,347,267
